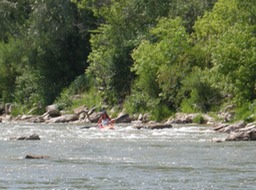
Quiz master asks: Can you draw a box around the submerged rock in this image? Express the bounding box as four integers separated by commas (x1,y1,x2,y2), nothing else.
25,154,50,159
211,138,225,143
11,134,40,140
133,123,172,130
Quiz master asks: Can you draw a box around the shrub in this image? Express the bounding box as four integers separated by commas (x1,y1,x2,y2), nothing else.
55,74,103,113
193,114,205,124
124,90,172,121
180,70,222,113
14,67,45,114
235,101,256,122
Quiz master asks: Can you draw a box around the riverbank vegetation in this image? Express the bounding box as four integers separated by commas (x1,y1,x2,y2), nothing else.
0,0,256,122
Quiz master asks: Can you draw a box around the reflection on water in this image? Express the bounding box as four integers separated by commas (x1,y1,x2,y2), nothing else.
0,123,256,189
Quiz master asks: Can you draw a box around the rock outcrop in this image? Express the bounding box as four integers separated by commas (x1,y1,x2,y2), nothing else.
213,121,256,141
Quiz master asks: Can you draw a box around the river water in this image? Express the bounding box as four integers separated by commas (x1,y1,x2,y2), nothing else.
0,122,255,190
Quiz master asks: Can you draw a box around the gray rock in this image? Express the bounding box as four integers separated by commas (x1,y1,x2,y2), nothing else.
11,134,41,140
225,132,250,141
74,105,88,115
213,121,246,133
114,113,131,123
46,114,79,123
133,123,172,130
45,104,60,117
25,154,50,159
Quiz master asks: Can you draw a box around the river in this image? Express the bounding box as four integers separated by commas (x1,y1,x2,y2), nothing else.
0,122,255,189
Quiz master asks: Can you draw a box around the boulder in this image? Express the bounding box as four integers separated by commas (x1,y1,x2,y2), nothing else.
243,122,256,130
114,113,131,123
78,112,86,120
225,132,250,141
211,138,225,143
22,134,40,140
46,114,79,123
0,114,12,122
87,112,101,123
213,121,246,133
225,127,256,141
17,115,45,123
249,130,256,140
44,104,60,117
74,105,88,115
213,123,229,132
168,113,194,124
169,113,215,124
29,116,44,123
137,113,150,122
11,134,41,140
227,120,246,132
88,106,97,115
25,154,50,159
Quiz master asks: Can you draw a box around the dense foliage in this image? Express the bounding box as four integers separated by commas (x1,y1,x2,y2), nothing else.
1,0,256,121
0,0,96,113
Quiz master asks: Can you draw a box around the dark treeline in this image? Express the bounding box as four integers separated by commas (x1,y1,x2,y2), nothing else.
1,0,256,121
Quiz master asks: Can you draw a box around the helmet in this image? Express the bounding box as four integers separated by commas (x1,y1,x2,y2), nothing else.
101,110,107,115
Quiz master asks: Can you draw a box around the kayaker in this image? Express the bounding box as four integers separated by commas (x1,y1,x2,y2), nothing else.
97,110,114,129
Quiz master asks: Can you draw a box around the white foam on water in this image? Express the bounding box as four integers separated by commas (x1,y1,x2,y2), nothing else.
1,123,256,190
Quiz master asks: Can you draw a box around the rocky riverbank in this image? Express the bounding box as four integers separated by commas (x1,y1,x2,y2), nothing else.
1,104,256,141
0,104,216,124
213,121,256,142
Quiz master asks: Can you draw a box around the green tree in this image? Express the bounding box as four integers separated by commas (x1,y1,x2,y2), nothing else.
86,0,172,103
0,0,96,113
0,0,31,41
18,0,95,106
84,0,217,103
180,68,222,113
194,0,256,105
0,39,20,102
0,0,31,102
131,17,190,112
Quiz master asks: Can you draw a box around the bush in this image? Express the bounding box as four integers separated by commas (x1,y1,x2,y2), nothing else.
14,67,45,114
235,101,256,122
180,70,222,113
70,87,102,111
123,91,150,115
193,114,205,124
150,104,173,121
124,90,172,121
55,73,103,112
